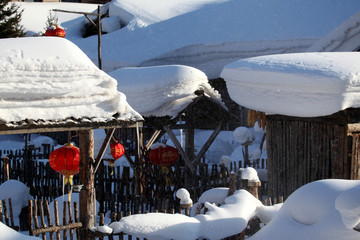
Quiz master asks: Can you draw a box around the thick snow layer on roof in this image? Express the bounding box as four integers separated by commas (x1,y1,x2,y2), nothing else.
0,37,141,124
221,52,360,117
109,65,222,117
68,0,360,77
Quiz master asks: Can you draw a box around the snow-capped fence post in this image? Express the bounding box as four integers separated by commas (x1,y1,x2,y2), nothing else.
176,188,193,216
247,181,261,199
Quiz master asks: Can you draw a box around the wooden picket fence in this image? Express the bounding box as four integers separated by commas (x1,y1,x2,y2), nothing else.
27,182,279,240
0,198,19,231
0,146,267,215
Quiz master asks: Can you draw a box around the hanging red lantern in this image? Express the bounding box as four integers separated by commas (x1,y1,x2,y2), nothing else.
110,142,125,161
148,144,179,166
105,142,125,175
49,143,79,186
45,25,66,38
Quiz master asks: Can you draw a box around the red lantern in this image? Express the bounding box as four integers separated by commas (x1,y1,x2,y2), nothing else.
110,142,125,161
49,143,79,185
45,25,66,38
148,144,179,166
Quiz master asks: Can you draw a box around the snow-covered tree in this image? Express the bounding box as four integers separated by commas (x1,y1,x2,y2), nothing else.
0,0,25,38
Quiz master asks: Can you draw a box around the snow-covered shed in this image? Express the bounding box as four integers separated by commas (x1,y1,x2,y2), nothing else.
0,37,143,239
110,65,237,186
221,52,360,199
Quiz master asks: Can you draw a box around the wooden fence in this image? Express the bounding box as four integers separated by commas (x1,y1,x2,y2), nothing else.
26,180,278,240
0,147,267,215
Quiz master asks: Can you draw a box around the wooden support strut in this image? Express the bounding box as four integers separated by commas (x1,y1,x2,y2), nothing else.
192,118,224,165
163,125,195,175
94,128,116,174
145,129,162,151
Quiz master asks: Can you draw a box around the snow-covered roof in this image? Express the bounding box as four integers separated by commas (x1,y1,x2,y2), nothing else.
220,52,360,117
109,65,222,118
69,0,360,78
17,1,360,78
308,11,360,52
0,37,142,133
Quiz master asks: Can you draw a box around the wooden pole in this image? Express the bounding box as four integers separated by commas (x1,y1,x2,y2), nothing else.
97,5,102,70
79,129,95,240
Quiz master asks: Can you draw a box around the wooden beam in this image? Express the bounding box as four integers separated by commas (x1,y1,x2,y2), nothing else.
163,125,195,175
78,130,95,240
52,9,99,16
94,128,116,173
192,119,224,164
0,121,142,135
145,129,162,151
32,222,83,235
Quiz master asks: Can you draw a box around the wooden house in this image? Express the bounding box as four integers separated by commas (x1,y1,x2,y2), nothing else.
221,52,360,199
0,37,142,239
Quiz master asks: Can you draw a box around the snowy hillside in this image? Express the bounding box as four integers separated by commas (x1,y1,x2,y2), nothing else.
17,0,360,78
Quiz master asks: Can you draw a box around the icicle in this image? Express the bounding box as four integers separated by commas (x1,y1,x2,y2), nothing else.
62,175,65,202
136,122,140,159
180,115,184,148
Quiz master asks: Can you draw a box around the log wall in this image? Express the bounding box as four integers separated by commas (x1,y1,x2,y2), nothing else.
266,114,352,199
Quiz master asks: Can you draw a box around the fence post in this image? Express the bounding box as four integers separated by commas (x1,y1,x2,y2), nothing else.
228,172,236,196
247,181,261,199
2,157,9,181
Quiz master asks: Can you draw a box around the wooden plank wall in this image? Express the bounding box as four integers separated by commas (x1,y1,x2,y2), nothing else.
267,115,349,200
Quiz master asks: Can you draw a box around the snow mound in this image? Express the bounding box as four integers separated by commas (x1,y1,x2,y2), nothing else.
335,186,360,229
249,179,360,240
221,52,360,117
176,188,193,205
110,213,201,240
0,180,32,217
0,222,39,240
110,65,221,117
241,167,260,182
234,127,253,145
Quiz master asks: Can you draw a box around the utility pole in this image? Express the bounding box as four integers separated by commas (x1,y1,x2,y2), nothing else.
52,6,102,69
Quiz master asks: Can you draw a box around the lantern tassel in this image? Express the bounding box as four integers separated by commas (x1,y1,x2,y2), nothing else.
161,167,170,187
64,175,74,201
109,161,115,175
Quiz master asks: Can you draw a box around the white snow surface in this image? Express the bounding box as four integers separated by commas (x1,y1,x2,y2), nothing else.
241,167,260,182
0,37,141,124
234,127,253,145
110,65,221,117
64,0,360,77
111,189,261,240
0,222,39,240
0,180,32,217
250,179,360,240
103,180,360,240
309,11,360,52
221,52,360,117
176,188,193,205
